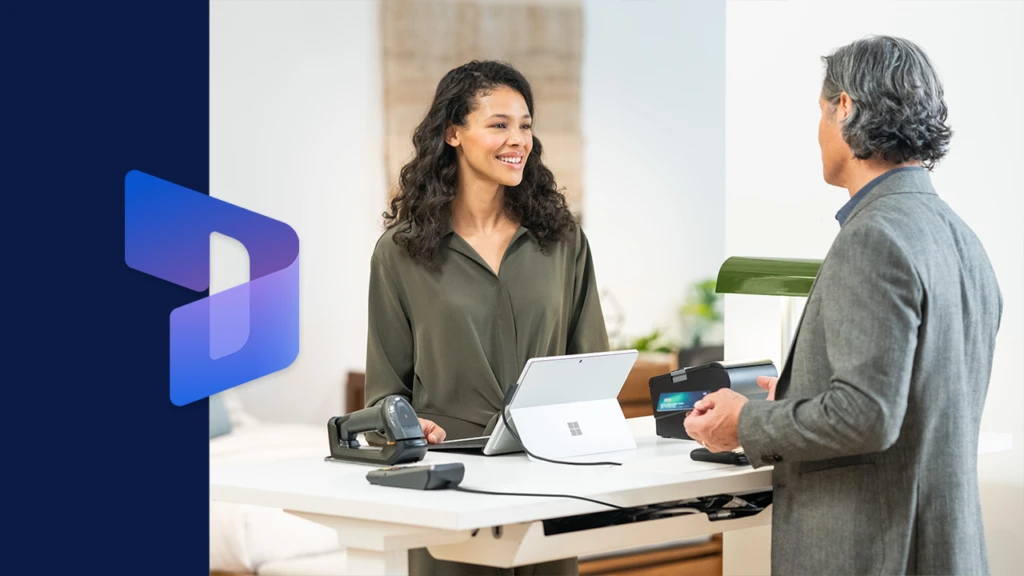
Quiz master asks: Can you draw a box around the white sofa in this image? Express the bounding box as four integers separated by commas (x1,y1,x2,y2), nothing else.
209,391,346,575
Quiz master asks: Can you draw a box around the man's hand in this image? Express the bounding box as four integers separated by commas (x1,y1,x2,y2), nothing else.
758,376,779,401
418,418,446,444
684,388,749,452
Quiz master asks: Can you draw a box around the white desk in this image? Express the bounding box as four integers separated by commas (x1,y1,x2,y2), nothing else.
210,416,1013,576
210,416,773,575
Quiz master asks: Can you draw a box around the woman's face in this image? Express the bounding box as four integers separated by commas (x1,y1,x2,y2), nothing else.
446,86,532,188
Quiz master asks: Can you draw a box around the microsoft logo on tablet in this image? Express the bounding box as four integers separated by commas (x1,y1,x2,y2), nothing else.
124,170,300,406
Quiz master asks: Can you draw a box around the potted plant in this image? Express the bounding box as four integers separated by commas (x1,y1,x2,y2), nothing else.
677,278,725,369
613,327,680,418
602,288,680,365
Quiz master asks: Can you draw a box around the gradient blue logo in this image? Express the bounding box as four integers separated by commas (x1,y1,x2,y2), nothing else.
124,170,299,406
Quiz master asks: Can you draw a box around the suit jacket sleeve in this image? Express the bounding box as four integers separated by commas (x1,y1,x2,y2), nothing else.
738,222,923,467
566,227,611,354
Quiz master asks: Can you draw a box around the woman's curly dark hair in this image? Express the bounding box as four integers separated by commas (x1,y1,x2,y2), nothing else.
822,35,952,170
383,60,576,266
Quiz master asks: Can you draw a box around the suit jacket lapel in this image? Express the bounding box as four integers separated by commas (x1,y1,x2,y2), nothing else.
776,272,821,399
776,168,936,399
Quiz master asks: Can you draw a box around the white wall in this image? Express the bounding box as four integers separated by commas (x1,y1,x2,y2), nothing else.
210,0,385,425
723,1,1024,574
582,0,726,347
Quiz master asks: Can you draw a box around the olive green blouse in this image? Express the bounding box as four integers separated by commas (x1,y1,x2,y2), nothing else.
364,218,610,440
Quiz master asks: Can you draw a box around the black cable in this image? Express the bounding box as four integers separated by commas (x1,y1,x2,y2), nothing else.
500,408,623,467
452,485,627,510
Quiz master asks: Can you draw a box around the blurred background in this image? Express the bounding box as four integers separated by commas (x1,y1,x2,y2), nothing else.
208,1,1022,575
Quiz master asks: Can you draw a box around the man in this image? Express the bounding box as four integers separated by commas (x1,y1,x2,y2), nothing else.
684,35,1003,575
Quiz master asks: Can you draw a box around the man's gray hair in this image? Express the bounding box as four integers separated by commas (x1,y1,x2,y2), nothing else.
822,35,952,170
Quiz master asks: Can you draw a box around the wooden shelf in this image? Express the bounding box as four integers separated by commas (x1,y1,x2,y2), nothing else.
580,535,723,576
616,353,676,419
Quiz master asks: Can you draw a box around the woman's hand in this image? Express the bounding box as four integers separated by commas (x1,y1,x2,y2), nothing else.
418,418,447,444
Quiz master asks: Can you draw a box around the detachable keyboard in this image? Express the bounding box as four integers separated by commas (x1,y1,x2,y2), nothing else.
426,435,490,451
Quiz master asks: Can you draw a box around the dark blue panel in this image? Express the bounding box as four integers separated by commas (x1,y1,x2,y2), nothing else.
5,1,210,573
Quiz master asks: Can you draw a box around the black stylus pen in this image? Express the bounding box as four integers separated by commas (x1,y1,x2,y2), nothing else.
690,447,750,466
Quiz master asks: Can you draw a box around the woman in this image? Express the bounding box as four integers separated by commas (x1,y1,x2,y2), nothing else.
364,60,609,576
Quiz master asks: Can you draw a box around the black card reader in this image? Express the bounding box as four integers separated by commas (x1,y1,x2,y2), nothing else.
650,359,777,441
366,462,466,490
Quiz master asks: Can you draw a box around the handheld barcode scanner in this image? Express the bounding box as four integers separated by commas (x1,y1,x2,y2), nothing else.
650,359,777,441
325,396,428,466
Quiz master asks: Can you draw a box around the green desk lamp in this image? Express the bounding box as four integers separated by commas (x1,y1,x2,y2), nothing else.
715,256,822,297
714,256,823,365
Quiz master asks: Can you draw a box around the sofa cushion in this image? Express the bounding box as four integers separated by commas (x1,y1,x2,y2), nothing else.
209,394,233,439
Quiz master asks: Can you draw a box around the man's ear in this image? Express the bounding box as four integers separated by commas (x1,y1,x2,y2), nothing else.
835,92,853,122
444,125,459,148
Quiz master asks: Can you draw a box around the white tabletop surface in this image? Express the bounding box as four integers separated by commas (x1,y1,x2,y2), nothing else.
209,415,1013,532
209,416,773,531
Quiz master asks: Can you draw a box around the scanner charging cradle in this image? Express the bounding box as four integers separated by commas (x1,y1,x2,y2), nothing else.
326,396,428,466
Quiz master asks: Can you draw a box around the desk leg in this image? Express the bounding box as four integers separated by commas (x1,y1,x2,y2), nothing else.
284,512,469,576
345,547,409,576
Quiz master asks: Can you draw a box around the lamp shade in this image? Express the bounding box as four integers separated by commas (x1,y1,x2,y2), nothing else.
715,256,822,297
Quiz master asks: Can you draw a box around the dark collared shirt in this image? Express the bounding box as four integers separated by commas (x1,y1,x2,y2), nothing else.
364,219,609,440
836,166,926,227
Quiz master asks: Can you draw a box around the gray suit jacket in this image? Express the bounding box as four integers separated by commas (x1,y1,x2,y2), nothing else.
738,169,1003,575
